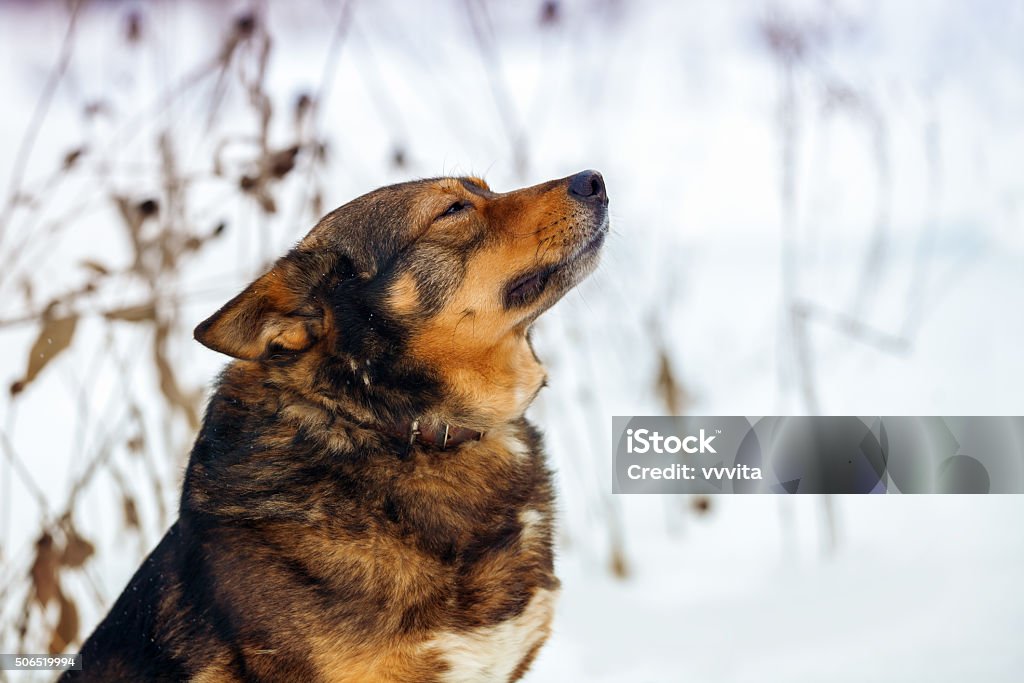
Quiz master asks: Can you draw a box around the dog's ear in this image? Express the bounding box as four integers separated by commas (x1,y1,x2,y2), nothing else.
194,259,324,360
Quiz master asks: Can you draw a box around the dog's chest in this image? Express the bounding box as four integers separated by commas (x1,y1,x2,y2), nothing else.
423,587,558,683
407,430,557,681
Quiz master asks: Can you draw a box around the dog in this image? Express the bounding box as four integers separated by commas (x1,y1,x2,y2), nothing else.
62,169,609,682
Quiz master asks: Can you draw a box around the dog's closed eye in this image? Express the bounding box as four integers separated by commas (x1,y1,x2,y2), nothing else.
436,200,472,221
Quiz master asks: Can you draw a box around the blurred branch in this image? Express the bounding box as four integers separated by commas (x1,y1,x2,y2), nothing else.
794,299,910,354
463,0,529,178
0,0,84,252
0,432,51,517
775,44,821,414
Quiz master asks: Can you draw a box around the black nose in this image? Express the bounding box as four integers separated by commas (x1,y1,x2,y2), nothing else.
568,169,607,203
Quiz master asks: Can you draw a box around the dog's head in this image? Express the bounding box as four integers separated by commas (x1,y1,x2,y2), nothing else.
195,170,608,428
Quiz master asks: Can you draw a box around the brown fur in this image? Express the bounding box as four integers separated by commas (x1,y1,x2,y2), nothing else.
64,171,609,682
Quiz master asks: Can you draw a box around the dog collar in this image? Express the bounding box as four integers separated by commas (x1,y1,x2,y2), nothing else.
390,418,484,450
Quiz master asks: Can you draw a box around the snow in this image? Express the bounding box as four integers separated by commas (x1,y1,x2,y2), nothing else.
532,496,1024,682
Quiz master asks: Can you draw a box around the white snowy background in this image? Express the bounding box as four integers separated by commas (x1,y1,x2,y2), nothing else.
1,1,1022,681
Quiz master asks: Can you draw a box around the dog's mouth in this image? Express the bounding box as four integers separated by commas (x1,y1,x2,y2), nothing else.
570,221,608,261
505,268,555,309
503,215,608,310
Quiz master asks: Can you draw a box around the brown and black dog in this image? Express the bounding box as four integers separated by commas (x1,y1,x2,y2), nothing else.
63,170,608,682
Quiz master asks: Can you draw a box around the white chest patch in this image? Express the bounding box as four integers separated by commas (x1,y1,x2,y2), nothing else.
490,430,529,461
425,588,558,683
518,508,544,543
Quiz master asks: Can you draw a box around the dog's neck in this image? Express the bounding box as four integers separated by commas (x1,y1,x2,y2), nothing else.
257,331,545,437
409,331,548,432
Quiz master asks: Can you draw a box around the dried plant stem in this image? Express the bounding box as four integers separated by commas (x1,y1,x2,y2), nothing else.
463,0,529,179
777,63,820,414
0,0,84,251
